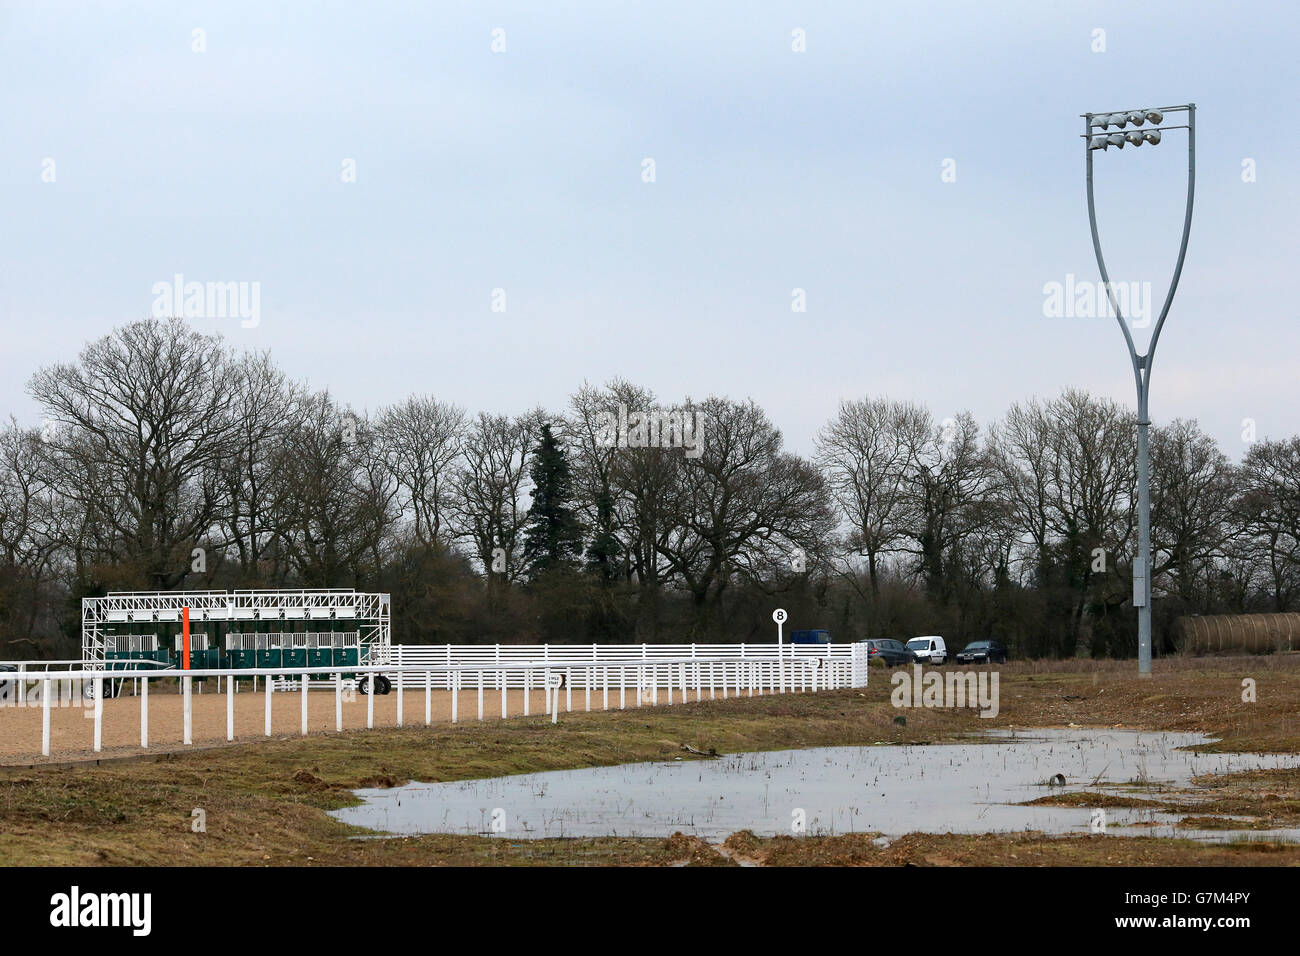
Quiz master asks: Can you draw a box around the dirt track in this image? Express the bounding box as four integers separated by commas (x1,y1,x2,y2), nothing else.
0,679,734,763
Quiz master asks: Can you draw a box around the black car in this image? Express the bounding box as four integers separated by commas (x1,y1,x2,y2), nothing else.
0,663,16,703
860,639,916,666
955,640,1008,664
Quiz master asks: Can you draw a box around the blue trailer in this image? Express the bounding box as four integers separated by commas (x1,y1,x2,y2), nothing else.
789,629,831,645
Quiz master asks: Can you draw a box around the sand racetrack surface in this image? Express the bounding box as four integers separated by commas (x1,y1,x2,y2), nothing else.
0,679,727,764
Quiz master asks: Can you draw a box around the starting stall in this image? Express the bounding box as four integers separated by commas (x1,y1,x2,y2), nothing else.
82,589,390,691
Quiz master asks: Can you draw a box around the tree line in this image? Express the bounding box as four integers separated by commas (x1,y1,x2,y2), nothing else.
1,318,1296,658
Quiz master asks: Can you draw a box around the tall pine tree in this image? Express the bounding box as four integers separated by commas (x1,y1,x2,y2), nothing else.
521,424,584,581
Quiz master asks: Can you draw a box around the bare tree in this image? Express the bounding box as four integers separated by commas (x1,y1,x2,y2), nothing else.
378,396,467,548
901,411,998,598
28,318,242,588
216,351,308,582
1150,418,1237,611
655,397,834,637
568,379,661,579
0,421,63,654
449,410,544,597
1237,437,1300,611
272,393,396,585
990,390,1136,655
816,397,930,600
989,399,1056,584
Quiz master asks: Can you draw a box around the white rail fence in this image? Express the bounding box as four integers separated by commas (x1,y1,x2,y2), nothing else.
4,647,870,759
389,642,859,690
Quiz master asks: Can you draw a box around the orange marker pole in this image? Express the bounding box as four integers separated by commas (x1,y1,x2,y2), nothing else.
182,607,191,670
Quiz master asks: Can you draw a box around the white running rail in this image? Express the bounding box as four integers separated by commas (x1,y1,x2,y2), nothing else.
389,642,856,690
2,650,863,760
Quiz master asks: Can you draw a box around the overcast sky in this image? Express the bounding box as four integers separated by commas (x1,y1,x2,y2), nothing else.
2,0,1296,459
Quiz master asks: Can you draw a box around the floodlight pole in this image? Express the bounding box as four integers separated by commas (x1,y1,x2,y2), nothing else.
1084,103,1196,676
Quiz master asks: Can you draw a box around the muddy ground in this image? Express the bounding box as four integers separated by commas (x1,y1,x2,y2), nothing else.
1,654,1298,866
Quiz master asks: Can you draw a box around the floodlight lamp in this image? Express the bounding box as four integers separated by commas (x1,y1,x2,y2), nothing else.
1089,114,1109,129
1107,113,1128,128
1106,133,1126,149
1144,109,1163,125
1127,111,1146,126
1089,135,1110,150
1125,131,1144,146
1142,129,1161,145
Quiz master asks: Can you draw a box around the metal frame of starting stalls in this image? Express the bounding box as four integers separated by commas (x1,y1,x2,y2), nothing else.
82,589,391,669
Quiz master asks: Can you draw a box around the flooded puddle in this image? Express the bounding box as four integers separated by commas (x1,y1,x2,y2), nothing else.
330,729,1300,843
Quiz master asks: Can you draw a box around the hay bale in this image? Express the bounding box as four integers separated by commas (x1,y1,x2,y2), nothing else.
1176,613,1300,655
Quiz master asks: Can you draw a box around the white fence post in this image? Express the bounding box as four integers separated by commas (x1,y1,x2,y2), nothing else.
265,676,273,737
335,672,343,732
140,675,149,749
92,675,103,752
367,671,375,728
42,678,51,757
850,641,870,688
227,674,235,741
184,675,194,744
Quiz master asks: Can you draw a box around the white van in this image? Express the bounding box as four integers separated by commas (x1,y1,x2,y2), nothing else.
906,636,947,665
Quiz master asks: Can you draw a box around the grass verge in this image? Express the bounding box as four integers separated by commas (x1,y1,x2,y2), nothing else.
3,656,1299,866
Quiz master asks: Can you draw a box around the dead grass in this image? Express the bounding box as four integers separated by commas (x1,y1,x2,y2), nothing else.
1021,791,1165,809
2,653,1298,866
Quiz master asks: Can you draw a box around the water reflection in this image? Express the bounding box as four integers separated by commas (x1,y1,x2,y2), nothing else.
331,729,1300,843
